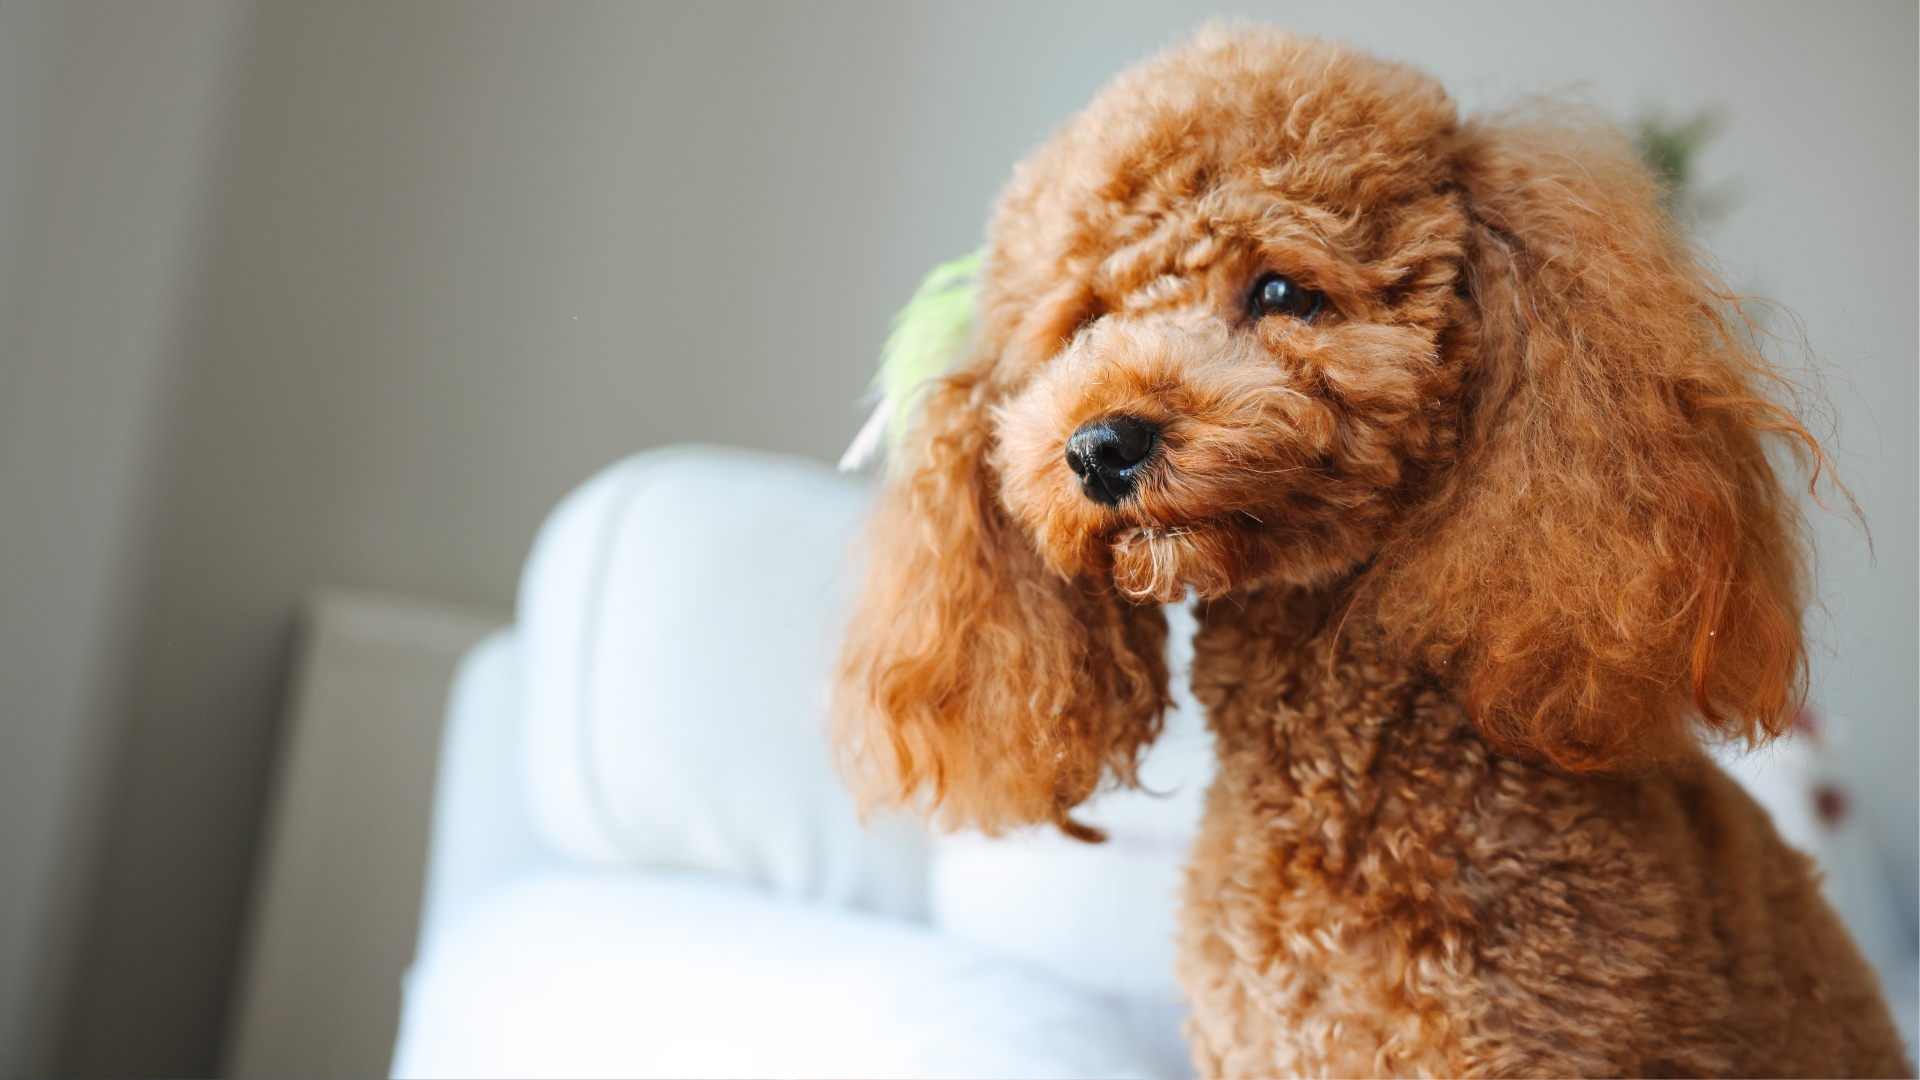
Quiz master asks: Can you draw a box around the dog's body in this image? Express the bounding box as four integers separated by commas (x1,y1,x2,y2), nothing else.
837,27,1909,1077
1180,586,1901,1076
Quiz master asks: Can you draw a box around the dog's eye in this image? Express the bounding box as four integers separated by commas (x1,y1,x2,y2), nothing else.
1247,273,1324,322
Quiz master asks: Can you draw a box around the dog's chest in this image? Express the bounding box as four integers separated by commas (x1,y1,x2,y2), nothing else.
1178,613,1479,1070
1176,594,1674,1076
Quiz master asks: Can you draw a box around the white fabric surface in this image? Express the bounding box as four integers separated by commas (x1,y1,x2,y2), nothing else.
414,629,551,948
930,603,1211,1077
517,445,927,919
391,867,1165,1080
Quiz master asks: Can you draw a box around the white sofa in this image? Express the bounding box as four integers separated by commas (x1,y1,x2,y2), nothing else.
390,446,1213,1078
391,445,1915,1079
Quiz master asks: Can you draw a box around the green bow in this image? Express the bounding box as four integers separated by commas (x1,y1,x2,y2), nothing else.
839,249,983,472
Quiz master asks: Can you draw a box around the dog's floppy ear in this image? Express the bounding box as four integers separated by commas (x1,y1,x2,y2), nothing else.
835,358,1170,840
1375,117,1817,772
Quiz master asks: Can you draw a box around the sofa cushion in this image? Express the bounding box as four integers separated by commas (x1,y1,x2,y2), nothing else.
517,446,926,919
392,868,1170,1079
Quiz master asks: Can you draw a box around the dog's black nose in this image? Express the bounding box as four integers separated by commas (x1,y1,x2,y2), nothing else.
1064,415,1159,506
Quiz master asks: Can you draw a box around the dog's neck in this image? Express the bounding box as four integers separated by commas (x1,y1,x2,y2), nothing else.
1186,583,1490,846
1189,581,1444,727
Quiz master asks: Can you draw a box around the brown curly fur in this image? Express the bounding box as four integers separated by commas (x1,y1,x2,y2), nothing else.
835,25,1910,1078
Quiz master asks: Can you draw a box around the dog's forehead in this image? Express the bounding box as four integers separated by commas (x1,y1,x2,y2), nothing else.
1086,180,1364,302
989,30,1457,294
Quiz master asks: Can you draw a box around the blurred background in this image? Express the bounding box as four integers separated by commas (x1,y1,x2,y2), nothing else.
0,1,1911,1076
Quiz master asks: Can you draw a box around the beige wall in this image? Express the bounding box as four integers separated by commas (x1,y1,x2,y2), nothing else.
0,3,1909,1075
0,3,245,1075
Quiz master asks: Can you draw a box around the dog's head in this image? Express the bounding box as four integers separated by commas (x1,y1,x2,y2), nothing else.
838,27,1816,836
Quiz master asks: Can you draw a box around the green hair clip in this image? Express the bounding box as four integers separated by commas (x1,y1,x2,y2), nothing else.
838,249,984,472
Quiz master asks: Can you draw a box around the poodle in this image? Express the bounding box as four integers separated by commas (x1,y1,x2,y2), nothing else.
835,26,1910,1078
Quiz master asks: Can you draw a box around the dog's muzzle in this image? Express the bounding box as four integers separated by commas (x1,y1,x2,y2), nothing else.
1065,415,1159,506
